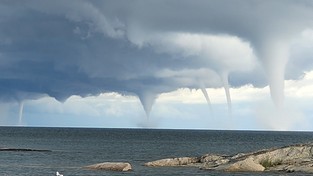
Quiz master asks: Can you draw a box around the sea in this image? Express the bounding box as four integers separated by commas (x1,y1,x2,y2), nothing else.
0,127,313,176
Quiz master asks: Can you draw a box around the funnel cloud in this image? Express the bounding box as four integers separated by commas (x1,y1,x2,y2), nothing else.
18,101,24,125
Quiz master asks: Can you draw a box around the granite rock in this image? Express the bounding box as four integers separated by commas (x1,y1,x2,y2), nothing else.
145,143,313,173
84,162,132,172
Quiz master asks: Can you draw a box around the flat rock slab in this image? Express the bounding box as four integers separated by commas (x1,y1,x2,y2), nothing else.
84,162,132,172
225,157,265,172
145,157,200,167
0,148,51,152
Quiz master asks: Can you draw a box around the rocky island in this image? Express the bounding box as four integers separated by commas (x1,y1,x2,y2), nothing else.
145,143,313,173
84,162,132,172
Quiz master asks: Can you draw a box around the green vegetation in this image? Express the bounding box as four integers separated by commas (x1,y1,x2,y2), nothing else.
260,158,282,168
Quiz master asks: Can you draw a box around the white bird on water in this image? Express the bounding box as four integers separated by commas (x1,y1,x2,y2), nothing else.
56,171,63,176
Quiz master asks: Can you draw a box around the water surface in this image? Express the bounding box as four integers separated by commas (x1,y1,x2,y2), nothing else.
0,127,312,175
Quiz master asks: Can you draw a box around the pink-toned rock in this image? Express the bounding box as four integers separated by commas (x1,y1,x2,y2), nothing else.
84,162,132,172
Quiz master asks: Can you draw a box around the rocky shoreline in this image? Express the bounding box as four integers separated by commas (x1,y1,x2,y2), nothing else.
144,143,313,173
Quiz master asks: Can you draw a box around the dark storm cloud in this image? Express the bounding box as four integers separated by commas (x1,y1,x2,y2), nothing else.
1,0,313,111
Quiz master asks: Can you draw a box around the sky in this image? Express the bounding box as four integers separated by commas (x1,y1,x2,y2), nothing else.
1,0,313,130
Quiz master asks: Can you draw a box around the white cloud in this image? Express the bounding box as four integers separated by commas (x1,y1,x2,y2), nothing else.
285,71,313,99
157,85,269,105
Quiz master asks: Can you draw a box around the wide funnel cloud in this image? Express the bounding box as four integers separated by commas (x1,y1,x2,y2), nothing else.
1,0,313,119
